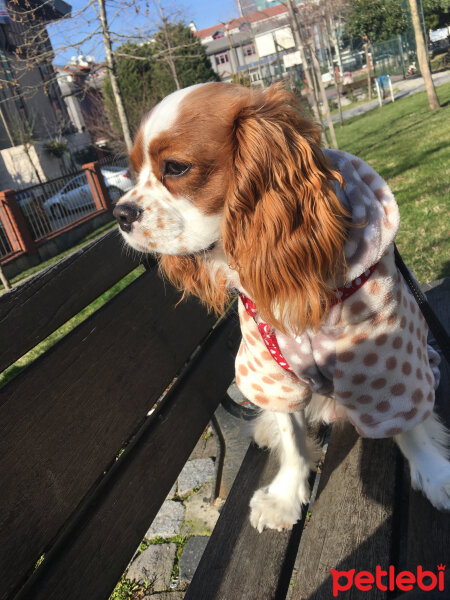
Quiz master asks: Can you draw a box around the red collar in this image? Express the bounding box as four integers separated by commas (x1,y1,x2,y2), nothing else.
240,261,379,320
239,262,379,374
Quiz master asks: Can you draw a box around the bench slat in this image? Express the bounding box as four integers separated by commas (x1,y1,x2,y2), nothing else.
0,267,217,600
12,308,240,600
185,444,304,600
405,279,450,571
291,424,399,600
0,229,141,373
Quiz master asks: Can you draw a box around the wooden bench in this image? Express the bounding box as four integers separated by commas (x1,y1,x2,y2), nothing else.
1,229,449,600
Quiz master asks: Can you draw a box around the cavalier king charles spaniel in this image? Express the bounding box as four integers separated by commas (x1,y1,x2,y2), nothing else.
114,82,450,531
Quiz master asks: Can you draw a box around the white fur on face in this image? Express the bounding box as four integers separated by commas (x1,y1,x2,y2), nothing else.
116,83,223,257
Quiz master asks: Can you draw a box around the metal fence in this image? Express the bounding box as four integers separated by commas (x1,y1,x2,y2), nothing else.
15,156,133,242
16,171,97,241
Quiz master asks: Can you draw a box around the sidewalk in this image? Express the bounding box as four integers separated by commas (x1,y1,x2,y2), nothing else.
331,70,450,123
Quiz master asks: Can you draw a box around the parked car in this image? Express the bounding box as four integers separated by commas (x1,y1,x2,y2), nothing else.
43,166,134,219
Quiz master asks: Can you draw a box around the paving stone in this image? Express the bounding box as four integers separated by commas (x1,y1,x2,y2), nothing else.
145,500,185,539
166,481,176,499
177,458,215,496
179,536,210,583
189,433,216,460
127,543,176,591
180,481,220,537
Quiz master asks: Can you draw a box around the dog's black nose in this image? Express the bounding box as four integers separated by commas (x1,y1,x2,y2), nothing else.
113,202,142,233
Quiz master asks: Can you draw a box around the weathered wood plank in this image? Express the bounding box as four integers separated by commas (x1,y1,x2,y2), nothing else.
291,423,399,600
185,443,305,600
405,279,450,571
12,308,241,600
0,228,143,373
0,266,216,600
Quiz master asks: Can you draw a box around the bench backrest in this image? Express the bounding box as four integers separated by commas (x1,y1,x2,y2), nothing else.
0,229,240,600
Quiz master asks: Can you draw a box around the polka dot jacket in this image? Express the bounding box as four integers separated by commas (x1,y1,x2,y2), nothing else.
234,150,441,438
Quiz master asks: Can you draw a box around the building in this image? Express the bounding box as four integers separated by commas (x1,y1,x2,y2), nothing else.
237,0,284,18
194,4,303,87
0,1,91,188
56,56,109,147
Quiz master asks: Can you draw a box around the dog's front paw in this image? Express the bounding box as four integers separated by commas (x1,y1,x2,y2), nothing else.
411,463,450,511
249,487,303,532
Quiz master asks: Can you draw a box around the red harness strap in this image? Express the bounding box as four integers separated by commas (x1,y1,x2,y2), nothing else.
240,263,379,373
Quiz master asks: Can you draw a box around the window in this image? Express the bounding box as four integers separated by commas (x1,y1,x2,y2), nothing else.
250,71,260,82
215,52,229,65
243,44,255,57
212,30,224,40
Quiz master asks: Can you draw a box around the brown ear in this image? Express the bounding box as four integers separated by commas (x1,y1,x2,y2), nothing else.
223,84,349,334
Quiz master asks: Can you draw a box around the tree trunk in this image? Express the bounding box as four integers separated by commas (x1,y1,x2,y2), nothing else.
96,0,134,152
328,13,343,76
408,0,440,110
0,265,11,290
159,7,181,90
364,42,373,101
322,19,343,126
286,0,321,123
310,48,338,149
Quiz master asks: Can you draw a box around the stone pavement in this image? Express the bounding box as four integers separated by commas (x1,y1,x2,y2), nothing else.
118,386,253,599
330,69,450,123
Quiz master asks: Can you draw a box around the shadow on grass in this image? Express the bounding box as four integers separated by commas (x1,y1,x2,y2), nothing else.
438,260,450,280
377,140,450,181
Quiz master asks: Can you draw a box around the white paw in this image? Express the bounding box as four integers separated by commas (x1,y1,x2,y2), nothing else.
411,464,450,511
249,486,304,532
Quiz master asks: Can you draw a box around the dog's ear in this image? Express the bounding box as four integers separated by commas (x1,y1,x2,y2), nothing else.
223,84,349,334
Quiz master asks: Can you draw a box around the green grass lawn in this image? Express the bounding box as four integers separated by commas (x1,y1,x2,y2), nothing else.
334,81,450,284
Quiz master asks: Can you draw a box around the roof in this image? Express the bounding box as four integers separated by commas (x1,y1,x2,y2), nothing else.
195,3,288,40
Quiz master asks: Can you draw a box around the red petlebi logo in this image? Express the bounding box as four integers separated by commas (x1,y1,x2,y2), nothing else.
331,564,446,597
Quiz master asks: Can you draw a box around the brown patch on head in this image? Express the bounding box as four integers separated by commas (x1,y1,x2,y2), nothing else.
147,83,249,216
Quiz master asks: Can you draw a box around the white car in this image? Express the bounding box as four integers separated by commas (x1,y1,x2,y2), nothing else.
43,166,134,219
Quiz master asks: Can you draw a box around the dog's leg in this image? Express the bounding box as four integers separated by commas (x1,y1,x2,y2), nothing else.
394,411,450,510
249,410,312,532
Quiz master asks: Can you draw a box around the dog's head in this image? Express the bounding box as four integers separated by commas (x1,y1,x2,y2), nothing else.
114,82,349,333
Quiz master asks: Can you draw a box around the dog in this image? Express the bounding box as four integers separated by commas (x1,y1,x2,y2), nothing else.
113,82,450,532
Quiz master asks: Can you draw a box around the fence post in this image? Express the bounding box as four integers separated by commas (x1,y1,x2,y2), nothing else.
0,189,36,255
83,162,113,212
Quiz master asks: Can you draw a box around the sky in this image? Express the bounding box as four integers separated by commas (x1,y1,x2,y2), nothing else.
48,0,239,65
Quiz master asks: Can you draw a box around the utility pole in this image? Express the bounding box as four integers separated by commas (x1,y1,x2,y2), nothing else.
408,0,440,110
96,0,134,152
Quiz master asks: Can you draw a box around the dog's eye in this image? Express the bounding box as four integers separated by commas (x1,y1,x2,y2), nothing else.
163,161,191,177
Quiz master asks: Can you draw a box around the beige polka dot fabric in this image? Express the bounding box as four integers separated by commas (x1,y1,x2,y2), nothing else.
233,151,440,438
235,298,312,412
334,245,437,437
